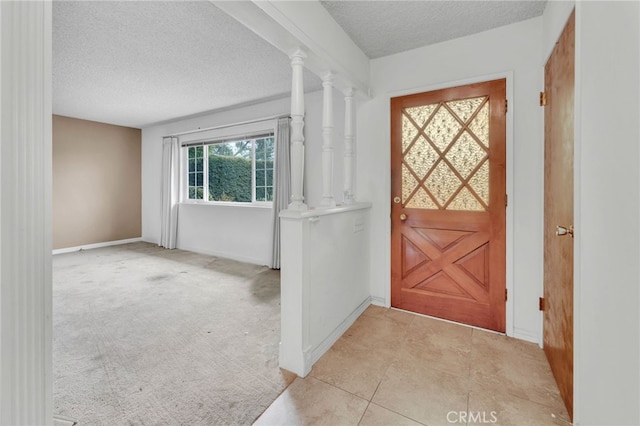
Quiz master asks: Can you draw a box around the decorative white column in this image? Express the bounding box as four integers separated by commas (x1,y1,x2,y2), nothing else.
321,72,336,208
1,1,53,425
343,88,356,204
288,49,307,210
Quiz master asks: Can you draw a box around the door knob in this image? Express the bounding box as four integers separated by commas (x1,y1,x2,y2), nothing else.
556,225,574,237
400,213,407,221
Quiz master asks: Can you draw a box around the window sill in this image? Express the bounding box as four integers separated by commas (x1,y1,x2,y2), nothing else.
180,201,273,209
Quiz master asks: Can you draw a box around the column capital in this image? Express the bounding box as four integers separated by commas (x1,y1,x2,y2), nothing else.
343,87,355,98
290,48,307,64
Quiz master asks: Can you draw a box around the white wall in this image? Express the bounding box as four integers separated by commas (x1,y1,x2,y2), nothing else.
176,204,274,265
306,209,370,351
573,2,640,424
359,17,544,342
541,0,575,61
142,89,347,265
279,204,371,376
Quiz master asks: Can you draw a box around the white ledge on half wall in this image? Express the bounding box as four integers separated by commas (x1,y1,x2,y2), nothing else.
279,201,371,220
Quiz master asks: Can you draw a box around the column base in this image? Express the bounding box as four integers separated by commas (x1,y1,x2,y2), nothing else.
288,201,308,211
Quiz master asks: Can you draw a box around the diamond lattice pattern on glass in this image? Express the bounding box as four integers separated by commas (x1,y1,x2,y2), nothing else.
401,96,490,211
405,136,439,180
446,97,485,123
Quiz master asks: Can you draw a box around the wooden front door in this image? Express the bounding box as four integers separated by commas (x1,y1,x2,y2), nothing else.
391,79,507,332
543,10,575,420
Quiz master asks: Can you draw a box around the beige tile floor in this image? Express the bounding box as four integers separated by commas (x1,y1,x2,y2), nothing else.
255,306,572,426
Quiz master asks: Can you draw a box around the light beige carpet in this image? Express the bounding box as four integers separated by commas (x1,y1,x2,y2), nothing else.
53,242,294,425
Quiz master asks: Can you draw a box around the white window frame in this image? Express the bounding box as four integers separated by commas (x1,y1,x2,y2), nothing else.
180,125,276,207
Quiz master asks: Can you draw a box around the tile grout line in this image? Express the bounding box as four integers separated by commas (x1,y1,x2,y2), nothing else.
468,327,475,392
364,310,429,426
356,400,372,426
468,328,571,424
334,308,421,424
368,401,428,426
486,388,573,424
465,328,475,424
357,308,567,425
364,312,421,423
309,316,403,405
376,312,415,381
303,376,376,426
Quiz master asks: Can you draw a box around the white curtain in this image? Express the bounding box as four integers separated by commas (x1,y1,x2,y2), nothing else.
160,136,180,249
271,117,291,269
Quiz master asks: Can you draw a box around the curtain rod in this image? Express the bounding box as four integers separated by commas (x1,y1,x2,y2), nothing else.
166,113,290,138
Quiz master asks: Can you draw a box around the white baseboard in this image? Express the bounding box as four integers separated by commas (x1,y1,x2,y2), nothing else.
52,237,143,255
370,295,387,307
308,297,371,370
177,244,269,267
513,327,541,346
53,415,77,426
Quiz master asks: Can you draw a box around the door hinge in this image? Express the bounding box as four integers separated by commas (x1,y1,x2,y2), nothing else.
539,297,546,311
505,194,508,207
504,99,508,114
540,91,547,106
505,288,508,301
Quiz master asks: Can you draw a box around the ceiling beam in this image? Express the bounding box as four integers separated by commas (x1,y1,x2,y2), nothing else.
211,0,370,97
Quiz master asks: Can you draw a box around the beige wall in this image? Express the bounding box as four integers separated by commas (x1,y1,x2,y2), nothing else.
53,115,141,249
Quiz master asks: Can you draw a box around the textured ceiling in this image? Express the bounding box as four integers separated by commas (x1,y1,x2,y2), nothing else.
53,1,321,128
54,1,548,129
321,1,547,59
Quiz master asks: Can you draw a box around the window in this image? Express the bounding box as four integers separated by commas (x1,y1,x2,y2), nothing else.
184,134,275,204
187,145,204,199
